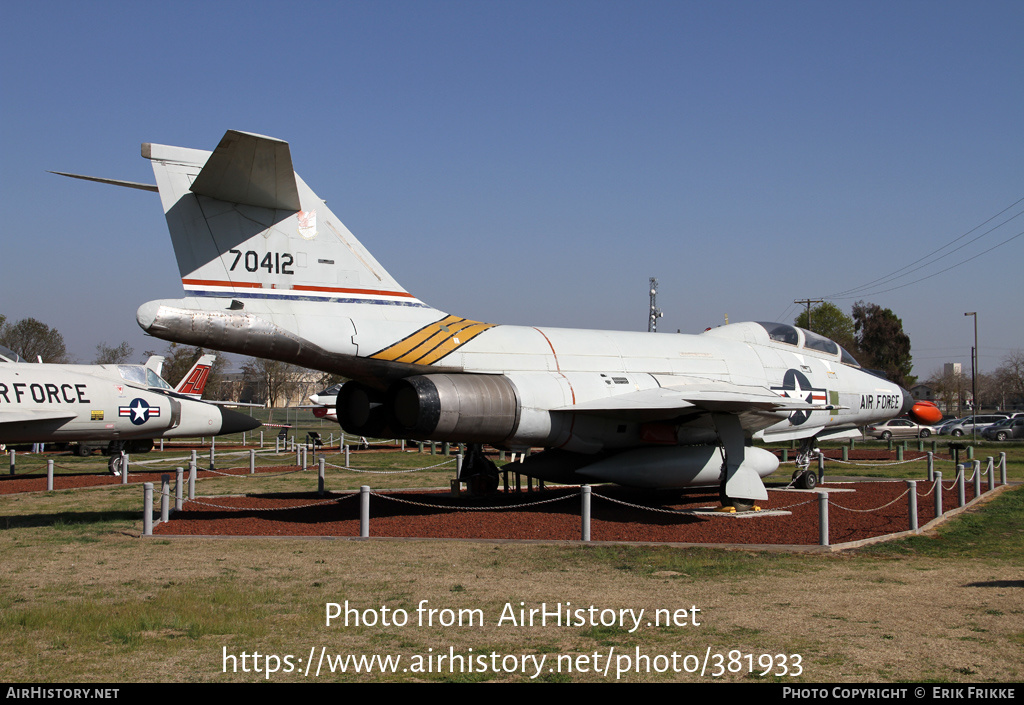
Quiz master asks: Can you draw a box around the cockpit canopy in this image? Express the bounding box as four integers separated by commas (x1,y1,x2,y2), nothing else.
701,321,860,367
116,365,173,390
0,345,26,363
754,322,860,367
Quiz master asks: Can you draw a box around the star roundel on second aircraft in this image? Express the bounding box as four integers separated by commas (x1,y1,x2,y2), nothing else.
770,369,827,426
118,398,161,426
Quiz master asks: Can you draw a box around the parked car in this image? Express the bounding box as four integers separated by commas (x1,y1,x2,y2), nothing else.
982,417,1024,441
937,414,1010,437
865,418,936,440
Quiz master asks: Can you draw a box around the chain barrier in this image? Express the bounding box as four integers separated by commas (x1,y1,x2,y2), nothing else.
758,494,821,512
133,444,1000,527
591,491,720,516
186,494,357,512
203,466,308,478
827,487,912,513
826,456,927,467
322,457,457,474
51,461,109,471
371,490,579,511
46,448,286,473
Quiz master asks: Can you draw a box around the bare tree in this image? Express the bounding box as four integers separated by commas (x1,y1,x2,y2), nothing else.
93,341,134,365
992,350,1024,409
241,358,301,409
927,365,967,415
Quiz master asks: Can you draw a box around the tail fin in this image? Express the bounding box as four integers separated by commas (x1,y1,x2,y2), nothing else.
174,354,216,399
143,130,420,308
144,355,165,377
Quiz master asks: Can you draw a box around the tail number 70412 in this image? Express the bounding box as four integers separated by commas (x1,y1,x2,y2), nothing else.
228,249,295,275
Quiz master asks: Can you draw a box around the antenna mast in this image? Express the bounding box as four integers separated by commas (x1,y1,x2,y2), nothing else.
648,278,663,332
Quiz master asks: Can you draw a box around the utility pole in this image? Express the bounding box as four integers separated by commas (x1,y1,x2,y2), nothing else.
794,299,825,330
965,312,978,440
648,278,663,332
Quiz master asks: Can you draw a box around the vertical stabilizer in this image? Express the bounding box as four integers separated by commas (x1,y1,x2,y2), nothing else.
174,354,216,399
143,130,421,308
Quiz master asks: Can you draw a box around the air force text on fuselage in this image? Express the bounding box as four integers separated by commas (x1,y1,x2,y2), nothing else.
860,393,902,410
0,381,90,405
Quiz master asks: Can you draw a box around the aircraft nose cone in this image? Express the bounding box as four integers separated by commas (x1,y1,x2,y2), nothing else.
219,407,262,435
136,300,160,332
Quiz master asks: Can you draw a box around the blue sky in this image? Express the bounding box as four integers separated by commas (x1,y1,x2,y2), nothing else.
2,1,1021,380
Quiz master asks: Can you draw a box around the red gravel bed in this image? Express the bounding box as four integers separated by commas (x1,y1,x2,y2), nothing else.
153,480,987,546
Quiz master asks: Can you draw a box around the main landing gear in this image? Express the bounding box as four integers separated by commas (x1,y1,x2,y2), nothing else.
713,413,766,513
791,438,819,490
458,443,501,495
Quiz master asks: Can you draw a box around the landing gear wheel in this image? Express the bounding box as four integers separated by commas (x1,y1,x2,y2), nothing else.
725,498,755,512
76,444,91,457
107,455,122,477
795,470,818,490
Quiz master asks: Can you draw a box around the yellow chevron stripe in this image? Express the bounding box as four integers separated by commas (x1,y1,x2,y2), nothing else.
389,318,476,364
413,322,494,365
370,316,495,365
371,315,462,361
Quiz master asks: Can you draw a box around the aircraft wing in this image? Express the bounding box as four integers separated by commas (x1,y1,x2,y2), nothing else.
0,409,78,425
198,399,265,408
552,381,818,421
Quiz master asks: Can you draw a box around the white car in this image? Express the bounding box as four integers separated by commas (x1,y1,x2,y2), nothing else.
938,414,1009,437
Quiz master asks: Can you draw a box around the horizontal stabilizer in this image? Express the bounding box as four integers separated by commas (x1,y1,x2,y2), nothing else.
188,130,300,211
49,171,157,192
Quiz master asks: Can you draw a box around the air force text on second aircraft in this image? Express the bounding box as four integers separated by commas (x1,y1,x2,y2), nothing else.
0,382,89,404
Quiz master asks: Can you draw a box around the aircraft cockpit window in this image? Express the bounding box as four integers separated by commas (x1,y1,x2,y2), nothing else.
801,329,839,355
0,345,25,363
117,365,174,389
117,365,148,385
839,346,861,367
755,322,799,346
147,368,173,390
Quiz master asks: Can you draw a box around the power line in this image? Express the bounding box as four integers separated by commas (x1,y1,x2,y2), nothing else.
828,228,1024,300
821,193,1024,300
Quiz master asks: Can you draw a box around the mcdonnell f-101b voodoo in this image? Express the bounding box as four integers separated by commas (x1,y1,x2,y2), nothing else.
63,130,937,508
0,346,261,471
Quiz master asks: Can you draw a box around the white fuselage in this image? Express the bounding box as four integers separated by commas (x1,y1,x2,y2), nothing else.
0,362,246,443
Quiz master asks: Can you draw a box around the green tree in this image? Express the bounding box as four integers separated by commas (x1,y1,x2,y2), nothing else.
793,302,857,352
0,316,69,363
852,301,915,388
